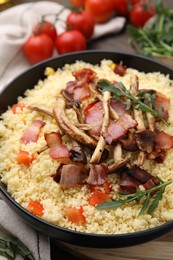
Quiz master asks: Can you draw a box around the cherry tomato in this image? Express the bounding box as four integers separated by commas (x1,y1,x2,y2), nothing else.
55,30,87,54
23,34,54,65
130,1,156,27
85,0,115,23
33,20,57,41
67,10,95,39
113,0,141,17
70,0,85,8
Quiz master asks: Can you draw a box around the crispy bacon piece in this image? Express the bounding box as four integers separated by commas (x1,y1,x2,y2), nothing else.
143,176,160,190
147,150,165,164
85,101,103,137
103,114,137,145
86,164,108,185
135,129,156,153
60,164,87,187
21,120,45,143
119,172,140,194
146,130,173,163
110,99,127,117
155,91,170,121
155,131,173,152
139,89,170,122
73,68,96,82
127,165,152,183
65,82,90,101
44,132,70,163
64,68,96,101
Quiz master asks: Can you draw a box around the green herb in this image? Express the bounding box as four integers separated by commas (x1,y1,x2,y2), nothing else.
0,231,35,260
128,1,173,58
97,79,169,126
96,179,172,215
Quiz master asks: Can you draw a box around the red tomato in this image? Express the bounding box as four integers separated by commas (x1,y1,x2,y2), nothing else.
55,30,87,54
70,0,85,8
85,0,114,23
113,0,141,17
23,34,54,65
33,20,57,41
65,206,86,224
26,200,44,216
66,10,95,39
130,1,156,27
88,190,110,206
17,150,34,167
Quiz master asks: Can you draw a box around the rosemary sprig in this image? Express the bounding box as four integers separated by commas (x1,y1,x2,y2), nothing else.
0,231,35,260
96,179,172,215
97,79,169,127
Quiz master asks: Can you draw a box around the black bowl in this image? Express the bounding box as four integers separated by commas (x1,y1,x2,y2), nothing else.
0,51,173,248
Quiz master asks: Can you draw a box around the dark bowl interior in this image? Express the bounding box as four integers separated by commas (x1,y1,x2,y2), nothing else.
0,51,173,248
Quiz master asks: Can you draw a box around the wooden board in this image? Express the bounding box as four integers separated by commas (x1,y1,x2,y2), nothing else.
56,230,173,260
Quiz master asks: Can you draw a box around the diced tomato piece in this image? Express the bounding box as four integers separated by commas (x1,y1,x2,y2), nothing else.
26,200,44,217
65,205,86,225
88,190,110,207
102,181,112,195
89,181,112,195
17,150,34,167
12,103,26,114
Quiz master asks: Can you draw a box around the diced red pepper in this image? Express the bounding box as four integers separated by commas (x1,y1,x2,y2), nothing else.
26,200,44,216
17,150,34,167
88,189,110,207
12,103,26,114
65,205,86,225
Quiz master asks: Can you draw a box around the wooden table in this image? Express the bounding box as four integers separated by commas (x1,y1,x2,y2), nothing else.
1,0,173,259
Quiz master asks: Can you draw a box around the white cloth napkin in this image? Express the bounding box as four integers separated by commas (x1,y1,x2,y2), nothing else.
0,1,125,259
0,0,126,93
0,199,50,260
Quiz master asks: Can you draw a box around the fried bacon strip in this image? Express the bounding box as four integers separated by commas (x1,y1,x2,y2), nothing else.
60,164,87,187
44,132,70,163
103,113,137,145
86,164,108,185
53,96,97,148
85,101,103,138
21,120,45,144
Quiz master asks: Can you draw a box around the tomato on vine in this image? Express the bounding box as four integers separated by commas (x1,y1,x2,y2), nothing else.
129,1,156,27
33,20,57,41
66,10,95,39
55,30,87,54
85,0,115,23
23,34,54,65
113,0,141,17
70,0,85,8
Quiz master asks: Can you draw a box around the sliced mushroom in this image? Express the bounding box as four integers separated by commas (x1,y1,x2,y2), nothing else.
90,91,110,164
37,144,49,154
130,75,146,165
28,104,53,117
53,96,97,148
